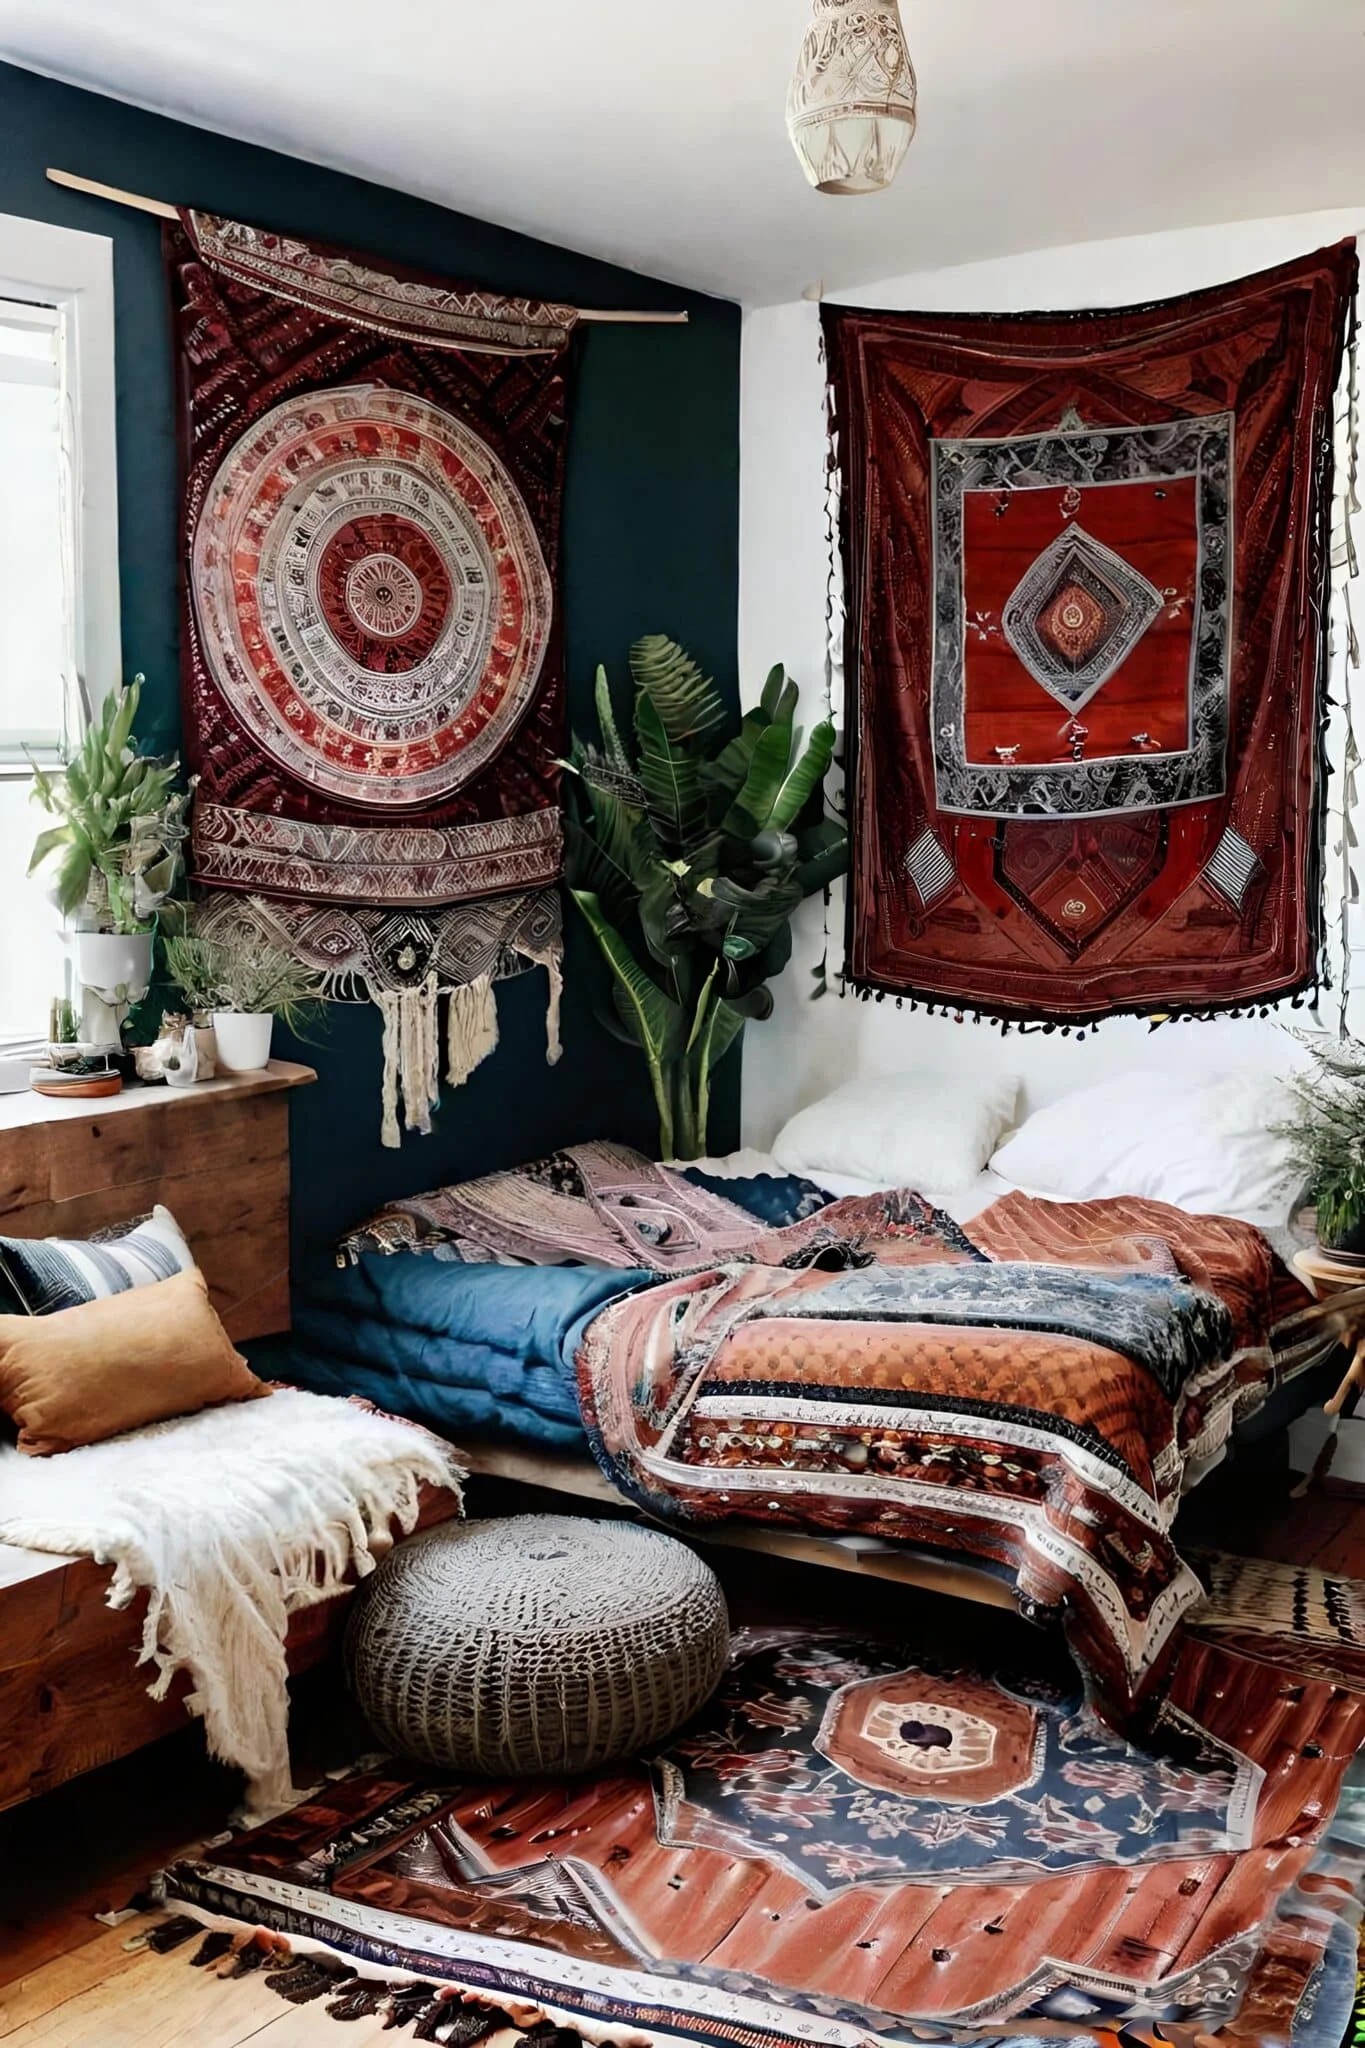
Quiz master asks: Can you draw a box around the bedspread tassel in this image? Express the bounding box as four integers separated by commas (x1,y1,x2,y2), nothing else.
446,974,499,1088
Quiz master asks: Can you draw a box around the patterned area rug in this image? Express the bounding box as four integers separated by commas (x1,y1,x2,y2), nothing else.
156,1579,1365,2048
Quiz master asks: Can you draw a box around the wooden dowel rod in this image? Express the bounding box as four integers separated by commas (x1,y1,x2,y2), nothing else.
46,169,688,325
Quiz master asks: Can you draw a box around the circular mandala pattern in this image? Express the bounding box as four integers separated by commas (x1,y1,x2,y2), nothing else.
190,385,552,806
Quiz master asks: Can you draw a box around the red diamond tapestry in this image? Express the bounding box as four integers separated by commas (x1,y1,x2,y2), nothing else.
823,242,1357,1023
166,211,576,1138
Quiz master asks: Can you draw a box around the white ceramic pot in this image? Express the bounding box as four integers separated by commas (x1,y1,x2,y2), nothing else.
211,1011,274,1074
72,929,155,1049
72,930,153,1002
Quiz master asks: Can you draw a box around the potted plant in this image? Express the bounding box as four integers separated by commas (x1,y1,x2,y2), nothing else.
564,636,846,1159
28,677,189,1042
1275,1037,1365,1256
165,922,324,1074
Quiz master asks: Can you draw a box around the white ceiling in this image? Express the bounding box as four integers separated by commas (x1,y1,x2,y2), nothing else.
3,0,1363,306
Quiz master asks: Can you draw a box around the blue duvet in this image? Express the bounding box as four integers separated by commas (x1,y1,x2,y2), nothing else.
281,1256,645,1448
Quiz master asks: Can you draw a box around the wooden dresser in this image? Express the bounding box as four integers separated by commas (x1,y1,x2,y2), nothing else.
0,1058,316,1342
0,1059,345,1810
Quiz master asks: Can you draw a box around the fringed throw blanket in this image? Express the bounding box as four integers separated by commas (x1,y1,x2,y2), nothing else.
166,211,575,1140
576,1191,1310,1710
0,1388,463,1813
823,241,1357,1020
340,1140,786,1269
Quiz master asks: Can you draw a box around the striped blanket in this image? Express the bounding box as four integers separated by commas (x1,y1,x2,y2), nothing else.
577,1189,1329,1710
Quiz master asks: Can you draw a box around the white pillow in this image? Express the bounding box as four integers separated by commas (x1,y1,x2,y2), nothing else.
771,1071,1021,1199
989,1068,1300,1227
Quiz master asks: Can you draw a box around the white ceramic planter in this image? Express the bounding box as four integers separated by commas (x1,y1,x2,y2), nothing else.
212,1011,274,1074
72,930,154,1001
72,930,154,1048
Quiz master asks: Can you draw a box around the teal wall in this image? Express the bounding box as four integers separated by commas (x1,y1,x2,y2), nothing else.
0,63,742,1260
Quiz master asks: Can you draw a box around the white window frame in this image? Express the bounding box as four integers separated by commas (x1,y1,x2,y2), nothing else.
0,213,119,1051
0,210,121,756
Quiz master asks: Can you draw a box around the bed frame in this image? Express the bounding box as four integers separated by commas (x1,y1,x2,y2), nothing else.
461,1440,1019,1610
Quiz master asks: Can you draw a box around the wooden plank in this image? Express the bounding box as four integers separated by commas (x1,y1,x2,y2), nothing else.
0,1084,299,1344
0,1924,155,2037
460,1443,1019,1610
7,1929,288,2048
0,1060,315,1135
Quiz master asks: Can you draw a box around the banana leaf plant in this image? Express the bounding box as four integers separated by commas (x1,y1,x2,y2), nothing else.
565,635,846,1160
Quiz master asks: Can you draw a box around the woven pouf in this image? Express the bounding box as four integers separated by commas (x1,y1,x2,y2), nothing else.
345,1513,730,1776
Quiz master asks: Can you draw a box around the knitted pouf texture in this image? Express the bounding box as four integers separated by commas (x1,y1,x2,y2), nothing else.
345,1513,731,1776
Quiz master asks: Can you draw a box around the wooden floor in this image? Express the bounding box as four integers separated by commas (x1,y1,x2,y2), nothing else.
5,1479,1365,2047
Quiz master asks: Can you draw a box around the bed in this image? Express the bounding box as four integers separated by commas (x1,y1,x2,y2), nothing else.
279,1089,1347,1719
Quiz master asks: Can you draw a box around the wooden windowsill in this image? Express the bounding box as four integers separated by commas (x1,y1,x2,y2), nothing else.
0,1058,316,1132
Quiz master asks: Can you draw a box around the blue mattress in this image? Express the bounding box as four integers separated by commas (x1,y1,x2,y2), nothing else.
282,1256,644,1448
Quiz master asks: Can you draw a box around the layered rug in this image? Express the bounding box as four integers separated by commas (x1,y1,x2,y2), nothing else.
150,1555,1365,2048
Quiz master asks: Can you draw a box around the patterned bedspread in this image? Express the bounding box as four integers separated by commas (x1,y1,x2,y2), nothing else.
576,1189,1320,1712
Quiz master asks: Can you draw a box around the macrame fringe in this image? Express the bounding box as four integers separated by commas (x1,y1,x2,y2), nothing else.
446,974,499,1088
378,947,565,1148
544,950,564,1064
379,976,441,1149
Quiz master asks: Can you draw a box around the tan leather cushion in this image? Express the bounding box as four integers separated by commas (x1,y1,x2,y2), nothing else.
0,1266,270,1456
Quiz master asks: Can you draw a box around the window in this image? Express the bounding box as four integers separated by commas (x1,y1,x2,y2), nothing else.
0,214,119,1045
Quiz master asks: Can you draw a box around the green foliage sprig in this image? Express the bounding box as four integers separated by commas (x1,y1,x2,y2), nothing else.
1273,1036,1365,1242
565,635,846,1159
164,923,325,1032
27,676,188,935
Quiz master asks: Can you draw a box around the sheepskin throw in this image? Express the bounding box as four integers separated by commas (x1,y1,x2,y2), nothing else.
0,1389,463,1813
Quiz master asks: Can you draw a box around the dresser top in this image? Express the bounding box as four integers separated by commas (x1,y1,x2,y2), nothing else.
0,1058,316,1133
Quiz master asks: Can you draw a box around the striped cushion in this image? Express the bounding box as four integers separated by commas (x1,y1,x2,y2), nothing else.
0,1205,196,1315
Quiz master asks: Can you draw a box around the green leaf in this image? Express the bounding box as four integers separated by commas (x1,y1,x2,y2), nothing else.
719,718,794,840
26,824,71,874
795,827,848,897
635,694,707,852
708,872,804,951
571,889,685,1154
759,663,798,724
771,721,836,832
593,664,633,777
630,634,727,749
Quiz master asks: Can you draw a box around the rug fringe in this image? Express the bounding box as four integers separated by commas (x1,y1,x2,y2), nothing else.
139,1912,646,2047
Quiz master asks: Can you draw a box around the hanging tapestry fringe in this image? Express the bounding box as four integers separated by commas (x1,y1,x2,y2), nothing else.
194,890,562,1147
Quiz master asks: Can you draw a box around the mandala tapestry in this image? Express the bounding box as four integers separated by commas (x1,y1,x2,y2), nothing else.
165,211,577,1139
823,241,1357,1022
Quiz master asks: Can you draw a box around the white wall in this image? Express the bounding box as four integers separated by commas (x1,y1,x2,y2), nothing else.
739,207,1365,1147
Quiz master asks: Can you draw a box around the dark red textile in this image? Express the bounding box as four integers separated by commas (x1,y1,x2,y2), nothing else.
165,211,576,907
824,242,1357,1020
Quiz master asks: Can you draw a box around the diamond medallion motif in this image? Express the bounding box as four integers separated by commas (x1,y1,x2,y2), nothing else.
1002,524,1163,712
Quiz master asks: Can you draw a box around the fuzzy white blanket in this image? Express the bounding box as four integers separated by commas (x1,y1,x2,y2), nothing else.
0,1388,463,1814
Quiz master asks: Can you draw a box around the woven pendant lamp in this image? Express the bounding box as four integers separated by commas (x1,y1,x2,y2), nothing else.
787,0,918,196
